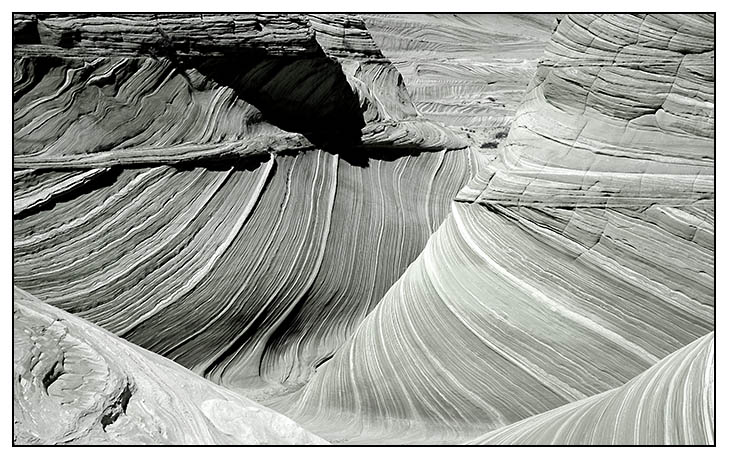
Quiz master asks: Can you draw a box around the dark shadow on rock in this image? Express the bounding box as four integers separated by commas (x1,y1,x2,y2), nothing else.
185,52,366,149
332,145,427,168
12,56,65,104
13,16,41,46
13,17,433,175
171,153,270,173
13,167,124,219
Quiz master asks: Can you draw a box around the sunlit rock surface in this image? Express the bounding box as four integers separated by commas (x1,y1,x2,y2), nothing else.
273,202,713,443
13,13,714,445
457,14,714,207
270,13,714,444
469,332,714,445
13,287,327,445
363,14,556,134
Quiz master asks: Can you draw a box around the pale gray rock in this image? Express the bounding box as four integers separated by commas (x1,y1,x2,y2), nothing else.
469,332,714,445
13,13,714,446
13,287,327,445
270,14,714,444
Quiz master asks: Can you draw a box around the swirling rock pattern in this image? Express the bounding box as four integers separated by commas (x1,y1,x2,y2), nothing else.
269,14,714,444
14,14,466,170
457,14,714,207
14,148,480,395
14,13,713,445
13,287,327,445
273,201,713,443
13,13,478,400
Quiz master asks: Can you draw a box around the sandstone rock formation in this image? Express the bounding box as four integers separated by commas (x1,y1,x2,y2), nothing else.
13,287,327,445
14,14,466,170
363,14,556,141
468,332,714,445
270,13,714,444
457,13,714,208
13,13,714,446
13,14,478,396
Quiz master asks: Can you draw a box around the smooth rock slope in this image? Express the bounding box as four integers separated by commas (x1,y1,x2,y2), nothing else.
469,332,714,445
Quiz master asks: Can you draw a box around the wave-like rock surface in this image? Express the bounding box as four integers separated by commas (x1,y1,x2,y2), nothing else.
13,13,714,445
274,200,713,443
13,14,466,170
13,287,327,445
470,332,714,445
13,14,481,399
14,148,481,394
457,14,714,207
270,13,714,444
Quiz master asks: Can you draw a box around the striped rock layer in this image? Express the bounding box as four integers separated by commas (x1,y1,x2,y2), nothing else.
14,14,466,171
13,287,327,445
469,332,714,445
14,148,482,395
13,14,483,443
362,14,556,133
13,13,713,445
270,14,714,444
457,14,715,207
